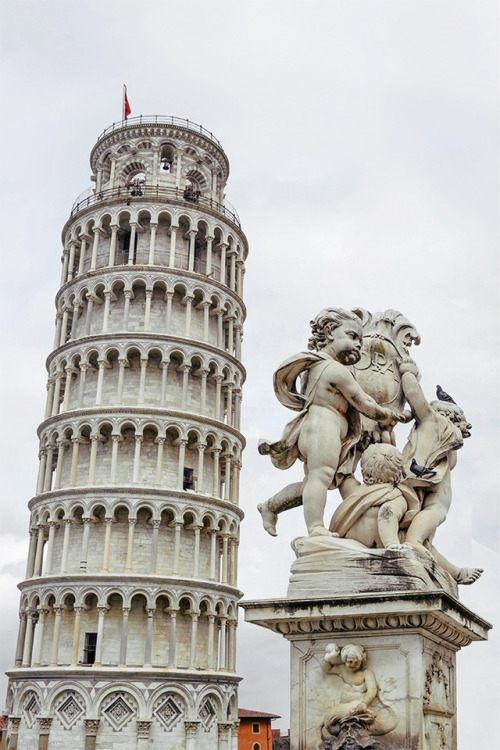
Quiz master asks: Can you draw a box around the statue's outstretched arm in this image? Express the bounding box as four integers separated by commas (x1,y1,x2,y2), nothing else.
333,363,399,424
401,371,433,423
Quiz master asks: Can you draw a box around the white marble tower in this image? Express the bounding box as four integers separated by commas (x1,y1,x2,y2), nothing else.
3,116,248,750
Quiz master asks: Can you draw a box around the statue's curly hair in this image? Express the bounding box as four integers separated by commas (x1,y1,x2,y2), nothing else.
340,644,367,667
430,400,466,425
308,308,362,351
360,443,405,485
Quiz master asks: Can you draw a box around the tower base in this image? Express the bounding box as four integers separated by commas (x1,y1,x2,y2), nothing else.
2,670,240,750
242,590,490,750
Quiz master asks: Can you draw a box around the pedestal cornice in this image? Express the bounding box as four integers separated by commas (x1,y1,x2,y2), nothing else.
241,591,491,649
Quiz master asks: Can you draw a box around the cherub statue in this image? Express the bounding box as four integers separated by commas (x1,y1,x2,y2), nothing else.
399,361,471,552
319,642,398,748
258,308,402,537
330,396,483,584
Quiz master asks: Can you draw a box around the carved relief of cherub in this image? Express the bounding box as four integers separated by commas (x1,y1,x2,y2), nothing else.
319,643,398,749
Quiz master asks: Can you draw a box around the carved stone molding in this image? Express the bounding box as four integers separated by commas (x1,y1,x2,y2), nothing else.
9,716,21,732
136,719,152,738
273,612,475,647
217,722,232,739
242,592,491,650
37,716,53,733
184,720,200,739
84,719,100,736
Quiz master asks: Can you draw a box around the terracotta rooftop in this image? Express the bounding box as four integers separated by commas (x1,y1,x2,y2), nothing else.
238,708,281,719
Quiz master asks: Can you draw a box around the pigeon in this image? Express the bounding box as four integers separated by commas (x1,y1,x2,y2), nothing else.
410,458,437,478
436,385,456,404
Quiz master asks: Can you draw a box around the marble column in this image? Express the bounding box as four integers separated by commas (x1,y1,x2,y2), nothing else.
21,609,36,667
168,609,178,667
169,225,178,267
119,607,130,666
14,613,27,667
185,721,200,750
144,608,154,667
83,719,100,750
189,612,199,668
37,716,53,750
107,224,118,266
93,606,107,666
71,606,83,666
6,717,20,750
149,519,160,573
60,519,72,573
125,519,137,572
217,722,232,750
33,608,48,666
68,438,79,487
137,720,152,750
148,223,157,264
49,606,63,666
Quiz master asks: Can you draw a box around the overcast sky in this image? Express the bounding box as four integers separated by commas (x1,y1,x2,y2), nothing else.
0,0,498,746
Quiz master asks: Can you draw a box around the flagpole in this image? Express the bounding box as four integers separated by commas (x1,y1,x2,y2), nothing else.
123,84,126,121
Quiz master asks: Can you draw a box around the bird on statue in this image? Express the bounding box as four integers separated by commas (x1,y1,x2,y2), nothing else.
436,384,456,404
410,458,437,478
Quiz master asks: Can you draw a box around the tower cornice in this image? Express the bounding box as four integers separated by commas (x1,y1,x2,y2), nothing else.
54,266,248,319
28,485,245,519
90,116,230,179
36,405,247,446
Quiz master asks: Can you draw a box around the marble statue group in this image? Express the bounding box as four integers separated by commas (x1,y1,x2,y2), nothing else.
258,307,482,587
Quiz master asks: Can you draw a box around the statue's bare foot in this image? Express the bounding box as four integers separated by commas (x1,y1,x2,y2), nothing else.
309,526,339,537
386,543,413,551
456,567,484,585
257,503,278,536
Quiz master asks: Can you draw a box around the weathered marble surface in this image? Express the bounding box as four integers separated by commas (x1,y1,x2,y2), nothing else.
242,594,491,750
288,536,458,599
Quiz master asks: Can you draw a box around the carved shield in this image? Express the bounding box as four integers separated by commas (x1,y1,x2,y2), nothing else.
351,309,421,442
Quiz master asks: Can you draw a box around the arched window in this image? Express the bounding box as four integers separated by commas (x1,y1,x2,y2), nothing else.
253,744,261,750
184,178,200,203
160,145,174,172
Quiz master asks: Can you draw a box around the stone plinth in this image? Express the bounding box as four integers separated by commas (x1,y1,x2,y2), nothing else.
288,536,458,598
242,591,491,750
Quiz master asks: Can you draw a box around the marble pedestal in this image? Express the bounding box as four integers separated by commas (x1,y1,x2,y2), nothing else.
242,589,490,750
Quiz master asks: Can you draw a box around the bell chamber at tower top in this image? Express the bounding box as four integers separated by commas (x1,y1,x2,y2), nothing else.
59,117,248,291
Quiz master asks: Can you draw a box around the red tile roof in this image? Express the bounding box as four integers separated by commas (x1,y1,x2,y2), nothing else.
238,708,281,719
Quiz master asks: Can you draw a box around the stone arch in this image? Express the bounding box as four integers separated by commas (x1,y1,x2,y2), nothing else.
14,683,43,726
46,682,91,717
215,598,229,618
94,683,145,729
148,683,193,726
195,686,225,721
183,166,209,193
79,587,101,607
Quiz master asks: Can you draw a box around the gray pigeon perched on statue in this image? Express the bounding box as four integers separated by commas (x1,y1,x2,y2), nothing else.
436,384,456,404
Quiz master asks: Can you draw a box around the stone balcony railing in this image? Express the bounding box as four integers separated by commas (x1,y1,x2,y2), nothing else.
70,184,241,228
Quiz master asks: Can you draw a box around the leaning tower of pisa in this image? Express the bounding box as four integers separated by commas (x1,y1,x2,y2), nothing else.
3,116,248,750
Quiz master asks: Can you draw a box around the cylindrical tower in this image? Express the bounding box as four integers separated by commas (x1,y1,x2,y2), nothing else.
3,116,248,750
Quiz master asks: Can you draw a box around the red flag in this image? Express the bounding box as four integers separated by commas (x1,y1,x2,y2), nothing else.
123,86,131,119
